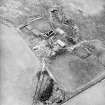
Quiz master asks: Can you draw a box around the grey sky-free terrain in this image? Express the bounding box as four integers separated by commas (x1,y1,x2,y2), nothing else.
1,0,105,105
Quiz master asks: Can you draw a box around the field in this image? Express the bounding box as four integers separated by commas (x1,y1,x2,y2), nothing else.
1,0,105,105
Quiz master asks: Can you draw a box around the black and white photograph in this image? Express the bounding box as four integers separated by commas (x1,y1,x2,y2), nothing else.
1,0,105,105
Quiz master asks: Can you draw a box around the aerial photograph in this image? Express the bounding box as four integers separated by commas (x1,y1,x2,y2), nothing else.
1,0,105,105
